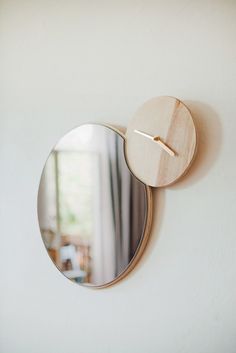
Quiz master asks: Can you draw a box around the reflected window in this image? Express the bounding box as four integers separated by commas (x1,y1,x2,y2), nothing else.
40,150,98,283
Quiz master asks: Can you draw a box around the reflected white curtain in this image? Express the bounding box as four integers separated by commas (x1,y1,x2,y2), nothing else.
92,128,147,284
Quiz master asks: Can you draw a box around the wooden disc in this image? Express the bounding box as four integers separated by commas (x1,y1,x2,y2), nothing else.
125,96,197,187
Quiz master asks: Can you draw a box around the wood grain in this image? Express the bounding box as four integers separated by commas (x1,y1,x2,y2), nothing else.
125,96,197,187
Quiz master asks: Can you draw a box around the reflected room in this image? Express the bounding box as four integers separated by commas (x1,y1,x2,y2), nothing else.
38,124,148,287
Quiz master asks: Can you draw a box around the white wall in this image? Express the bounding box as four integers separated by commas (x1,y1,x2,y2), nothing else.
1,1,236,352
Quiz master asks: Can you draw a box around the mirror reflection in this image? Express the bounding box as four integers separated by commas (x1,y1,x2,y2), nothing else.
38,124,149,287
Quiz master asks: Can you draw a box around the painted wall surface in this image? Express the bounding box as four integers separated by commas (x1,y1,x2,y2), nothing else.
1,1,236,352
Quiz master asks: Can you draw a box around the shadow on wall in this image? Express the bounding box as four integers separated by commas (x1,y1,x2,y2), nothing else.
170,101,223,190
128,101,222,276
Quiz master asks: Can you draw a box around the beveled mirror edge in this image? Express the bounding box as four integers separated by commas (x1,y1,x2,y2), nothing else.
82,123,153,289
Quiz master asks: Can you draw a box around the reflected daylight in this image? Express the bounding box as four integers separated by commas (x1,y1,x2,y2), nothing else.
38,124,149,287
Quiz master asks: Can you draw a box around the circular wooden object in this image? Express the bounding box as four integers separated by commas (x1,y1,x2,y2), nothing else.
125,96,197,187
37,124,153,289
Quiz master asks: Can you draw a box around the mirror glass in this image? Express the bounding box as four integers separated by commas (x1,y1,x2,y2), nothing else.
38,124,149,287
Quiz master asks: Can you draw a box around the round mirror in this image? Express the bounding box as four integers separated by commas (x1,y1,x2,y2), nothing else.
37,124,152,288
